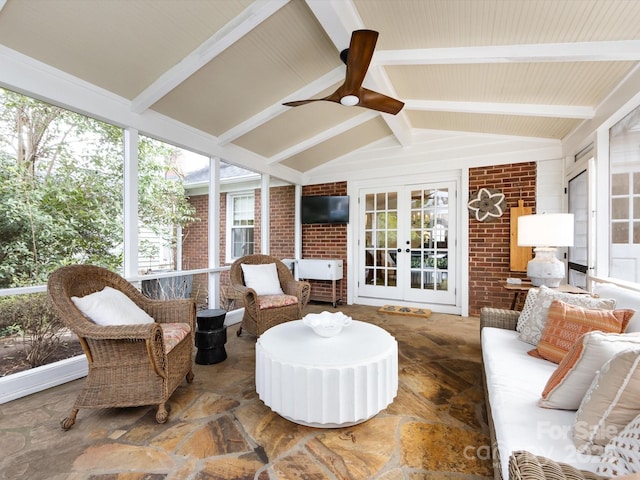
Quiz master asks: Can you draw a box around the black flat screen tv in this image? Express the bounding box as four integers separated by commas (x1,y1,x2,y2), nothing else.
301,195,349,224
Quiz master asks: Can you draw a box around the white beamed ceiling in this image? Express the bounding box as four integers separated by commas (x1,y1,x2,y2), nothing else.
1,0,640,182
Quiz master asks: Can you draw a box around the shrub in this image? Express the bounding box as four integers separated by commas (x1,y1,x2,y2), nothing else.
0,293,66,367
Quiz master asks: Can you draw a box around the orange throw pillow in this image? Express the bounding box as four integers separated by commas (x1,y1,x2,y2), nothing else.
529,300,635,364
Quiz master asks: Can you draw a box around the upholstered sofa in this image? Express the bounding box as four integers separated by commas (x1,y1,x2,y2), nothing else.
480,282,640,480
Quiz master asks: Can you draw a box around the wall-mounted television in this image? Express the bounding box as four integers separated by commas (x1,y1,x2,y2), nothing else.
301,195,350,224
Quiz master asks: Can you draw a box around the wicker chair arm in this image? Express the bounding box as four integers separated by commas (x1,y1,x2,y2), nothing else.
281,280,310,302
77,322,162,341
479,307,520,331
144,298,196,329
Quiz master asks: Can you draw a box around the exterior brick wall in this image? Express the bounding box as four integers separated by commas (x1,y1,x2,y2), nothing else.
301,182,348,305
182,195,208,307
468,162,536,315
269,185,296,259
183,185,296,307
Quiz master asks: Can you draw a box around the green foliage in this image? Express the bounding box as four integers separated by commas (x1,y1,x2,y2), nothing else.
0,87,197,288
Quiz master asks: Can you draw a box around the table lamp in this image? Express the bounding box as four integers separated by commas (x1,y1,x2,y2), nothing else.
517,213,574,287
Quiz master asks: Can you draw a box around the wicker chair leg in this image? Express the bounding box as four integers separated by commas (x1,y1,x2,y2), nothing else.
186,369,194,383
156,403,168,424
61,408,79,430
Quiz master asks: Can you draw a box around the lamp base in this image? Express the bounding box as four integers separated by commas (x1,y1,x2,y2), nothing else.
527,247,565,288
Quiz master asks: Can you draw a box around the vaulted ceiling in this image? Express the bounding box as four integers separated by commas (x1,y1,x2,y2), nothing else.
1,0,639,179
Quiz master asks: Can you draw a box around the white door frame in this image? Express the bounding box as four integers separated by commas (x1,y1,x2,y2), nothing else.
347,170,466,315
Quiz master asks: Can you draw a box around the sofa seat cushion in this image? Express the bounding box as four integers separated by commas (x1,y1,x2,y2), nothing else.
482,327,601,478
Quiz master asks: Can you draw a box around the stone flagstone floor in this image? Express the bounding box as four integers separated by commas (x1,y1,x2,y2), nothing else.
0,304,493,479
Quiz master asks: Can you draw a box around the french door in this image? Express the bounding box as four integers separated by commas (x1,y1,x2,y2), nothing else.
358,181,456,306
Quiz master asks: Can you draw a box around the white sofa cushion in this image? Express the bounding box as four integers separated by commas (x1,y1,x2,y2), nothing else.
482,327,600,478
593,283,640,333
72,286,155,326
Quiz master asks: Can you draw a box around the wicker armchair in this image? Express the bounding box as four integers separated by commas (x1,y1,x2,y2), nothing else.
47,264,196,430
230,254,311,337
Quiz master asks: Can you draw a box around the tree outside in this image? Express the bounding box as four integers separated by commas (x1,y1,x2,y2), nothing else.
0,87,198,374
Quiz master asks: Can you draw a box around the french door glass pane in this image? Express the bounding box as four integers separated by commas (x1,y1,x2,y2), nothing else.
364,193,398,286
410,188,449,292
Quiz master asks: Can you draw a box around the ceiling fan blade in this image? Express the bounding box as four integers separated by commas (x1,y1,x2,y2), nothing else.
342,30,378,94
283,90,341,108
358,88,405,115
282,99,325,107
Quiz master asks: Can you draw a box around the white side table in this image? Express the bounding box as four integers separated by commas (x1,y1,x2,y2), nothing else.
255,319,398,428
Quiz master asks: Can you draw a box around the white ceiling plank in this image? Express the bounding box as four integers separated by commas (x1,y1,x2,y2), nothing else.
406,100,594,119
375,41,640,66
305,0,412,147
131,0,290,114
268,111,377,164
217,66,345,145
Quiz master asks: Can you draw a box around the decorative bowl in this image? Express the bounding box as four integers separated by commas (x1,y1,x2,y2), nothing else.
302,311,352,338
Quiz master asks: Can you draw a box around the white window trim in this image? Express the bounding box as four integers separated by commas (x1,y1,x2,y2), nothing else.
226,191,255,263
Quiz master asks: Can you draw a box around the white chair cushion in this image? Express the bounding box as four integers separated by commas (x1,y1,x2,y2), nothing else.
72,286,155,326
241,263,284,296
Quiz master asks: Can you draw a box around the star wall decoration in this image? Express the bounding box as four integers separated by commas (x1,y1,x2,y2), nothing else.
468,188,506,222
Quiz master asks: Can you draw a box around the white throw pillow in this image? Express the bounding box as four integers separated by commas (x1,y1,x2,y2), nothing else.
596,412,640,477
516,285,616,346
573,347,640,455
240,263,284,296
72,286,155,326
539,331,640,409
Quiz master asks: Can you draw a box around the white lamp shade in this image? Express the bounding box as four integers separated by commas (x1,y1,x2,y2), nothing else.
517,214,575,247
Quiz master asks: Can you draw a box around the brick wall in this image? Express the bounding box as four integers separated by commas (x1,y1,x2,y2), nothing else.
269,185,296,258
183,185,296,307
468,162,536,315
301,182,348,305
181,195,208,307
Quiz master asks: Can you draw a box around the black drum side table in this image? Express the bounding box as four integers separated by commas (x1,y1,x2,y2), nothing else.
195,309,227,365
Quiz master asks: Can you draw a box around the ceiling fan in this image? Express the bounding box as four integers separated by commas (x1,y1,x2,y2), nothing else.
283,29,404,115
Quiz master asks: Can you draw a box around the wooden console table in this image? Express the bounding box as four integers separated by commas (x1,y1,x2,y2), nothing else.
502,281,588,310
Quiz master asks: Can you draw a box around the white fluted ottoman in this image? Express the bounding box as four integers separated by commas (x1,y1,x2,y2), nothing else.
255,319,398,428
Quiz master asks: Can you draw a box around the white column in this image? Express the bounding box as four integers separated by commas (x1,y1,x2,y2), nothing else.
123,128,139,278
261,174,270,254
208,157,221,308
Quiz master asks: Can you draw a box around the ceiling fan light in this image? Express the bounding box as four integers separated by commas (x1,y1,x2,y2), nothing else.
340,95,359,106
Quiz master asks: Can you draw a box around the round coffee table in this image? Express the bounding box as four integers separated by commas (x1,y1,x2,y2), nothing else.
255,319,398,428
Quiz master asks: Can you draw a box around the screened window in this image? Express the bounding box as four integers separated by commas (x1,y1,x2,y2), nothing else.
228,192,254,259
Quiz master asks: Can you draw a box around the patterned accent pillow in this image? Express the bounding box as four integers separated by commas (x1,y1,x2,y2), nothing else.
596,412,640,477
517,286,616,346
529,300,634,364
539,331,640,409
159,323,191,354
573,347,640,455
258,294,298,310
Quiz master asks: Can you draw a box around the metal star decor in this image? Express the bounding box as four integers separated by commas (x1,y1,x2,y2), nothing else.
468,188,506,222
